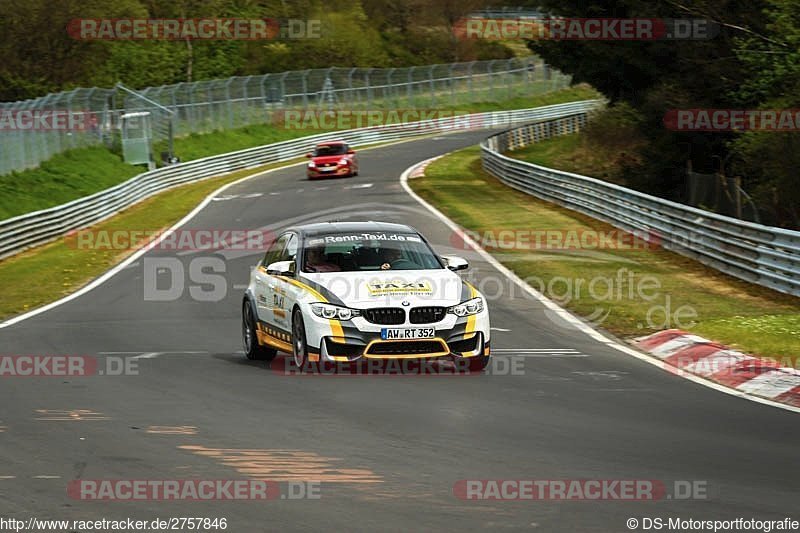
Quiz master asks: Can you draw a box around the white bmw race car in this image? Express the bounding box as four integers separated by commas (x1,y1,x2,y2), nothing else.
242,221,491,370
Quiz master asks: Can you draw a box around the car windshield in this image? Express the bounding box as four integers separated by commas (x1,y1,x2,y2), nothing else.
313,144,347,156
302,232,443,273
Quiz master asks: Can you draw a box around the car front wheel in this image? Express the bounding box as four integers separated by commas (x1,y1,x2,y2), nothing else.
242,300,277,361
292,309,309,371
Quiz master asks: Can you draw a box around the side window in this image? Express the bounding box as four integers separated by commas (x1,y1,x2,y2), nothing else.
263,234,288,267
280,234,298,263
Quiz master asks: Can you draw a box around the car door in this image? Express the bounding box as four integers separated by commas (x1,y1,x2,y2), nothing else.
266,233,298,332
254,233,289,324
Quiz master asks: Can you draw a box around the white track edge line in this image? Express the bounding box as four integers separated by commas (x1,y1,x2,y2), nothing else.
0,134,437,330
399,155,800,415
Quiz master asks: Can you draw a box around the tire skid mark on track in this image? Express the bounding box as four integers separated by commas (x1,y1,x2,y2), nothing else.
178,445,383,484
146,426,198,435
34,409,109,421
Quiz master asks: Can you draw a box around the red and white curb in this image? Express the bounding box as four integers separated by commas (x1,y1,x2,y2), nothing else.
635,330,800,408
406,156,443,179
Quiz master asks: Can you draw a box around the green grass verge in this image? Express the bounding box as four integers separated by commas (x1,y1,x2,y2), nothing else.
507,133,623,179
1,85,599,221
0,147,142,220
0,158,301,321
410,147,800,365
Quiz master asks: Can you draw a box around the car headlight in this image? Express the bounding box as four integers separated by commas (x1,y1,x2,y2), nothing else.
337,158,349,166
448,297,484,317
310,303,360,321
308,161,316,168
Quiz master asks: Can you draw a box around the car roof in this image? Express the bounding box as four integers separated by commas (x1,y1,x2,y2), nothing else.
314,140,347,146
285,221,419,237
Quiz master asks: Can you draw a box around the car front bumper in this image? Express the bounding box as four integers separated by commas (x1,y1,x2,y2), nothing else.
303,308,491,363
307,165,351,178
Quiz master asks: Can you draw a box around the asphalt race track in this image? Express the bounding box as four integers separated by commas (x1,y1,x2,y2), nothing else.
1,131,798,532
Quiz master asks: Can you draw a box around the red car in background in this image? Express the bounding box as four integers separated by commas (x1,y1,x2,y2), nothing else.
306,140,359,179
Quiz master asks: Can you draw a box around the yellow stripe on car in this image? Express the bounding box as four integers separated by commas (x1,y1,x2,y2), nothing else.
278,276,344,337
464,281,478,334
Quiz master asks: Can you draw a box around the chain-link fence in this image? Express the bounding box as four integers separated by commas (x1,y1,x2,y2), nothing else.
0,88,115,175
0,56,570,176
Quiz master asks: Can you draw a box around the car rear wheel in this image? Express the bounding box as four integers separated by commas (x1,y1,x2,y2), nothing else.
242,300,277,361
292,309,309,371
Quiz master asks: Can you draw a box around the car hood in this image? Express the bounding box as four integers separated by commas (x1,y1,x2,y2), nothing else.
301,269,467,308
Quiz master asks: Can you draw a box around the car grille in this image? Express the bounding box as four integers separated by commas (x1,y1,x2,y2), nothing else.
362,308,405,325
365,340,448,356
409,306,447,324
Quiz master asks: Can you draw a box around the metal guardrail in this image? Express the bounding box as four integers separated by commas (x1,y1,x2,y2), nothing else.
0,100,601,260
481,114,800,297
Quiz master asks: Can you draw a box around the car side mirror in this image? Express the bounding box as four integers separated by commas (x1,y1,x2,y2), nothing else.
442,255,469,271
305,153,313,158
266,260,296,277
346,149,355,154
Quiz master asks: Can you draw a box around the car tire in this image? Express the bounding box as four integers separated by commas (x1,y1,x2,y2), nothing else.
292,308,310,371
242,300,277,361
